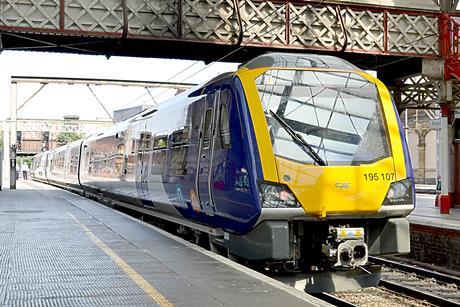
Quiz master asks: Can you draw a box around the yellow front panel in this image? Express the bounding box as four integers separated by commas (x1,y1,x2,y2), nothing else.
277,157,395,217
237,68,279,182
373,77,407,181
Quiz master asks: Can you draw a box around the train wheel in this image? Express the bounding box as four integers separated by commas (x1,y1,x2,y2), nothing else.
194,231,210,249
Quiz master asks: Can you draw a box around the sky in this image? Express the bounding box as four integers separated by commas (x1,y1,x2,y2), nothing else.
0,51,239,121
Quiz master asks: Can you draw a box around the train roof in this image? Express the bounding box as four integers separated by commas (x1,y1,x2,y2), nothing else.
240,52,360,71
129,53,359,122
130,71,236,121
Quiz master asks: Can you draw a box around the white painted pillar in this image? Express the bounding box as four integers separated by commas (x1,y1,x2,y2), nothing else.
440,106,450,195
10,82,17,146
9,82,17,189
439,80,453,213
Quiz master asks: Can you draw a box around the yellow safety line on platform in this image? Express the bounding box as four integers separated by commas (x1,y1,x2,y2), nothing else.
67,212,174,307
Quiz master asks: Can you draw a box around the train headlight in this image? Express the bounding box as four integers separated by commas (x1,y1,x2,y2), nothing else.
383,178,413,206
259,182,300,208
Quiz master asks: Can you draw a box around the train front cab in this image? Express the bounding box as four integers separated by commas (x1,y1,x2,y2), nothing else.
227,54,414,290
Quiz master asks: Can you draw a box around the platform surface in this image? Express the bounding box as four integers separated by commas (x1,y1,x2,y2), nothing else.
409,194,460,231
0,180,327,307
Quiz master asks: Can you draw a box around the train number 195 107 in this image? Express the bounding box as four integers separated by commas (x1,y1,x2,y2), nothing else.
363,172,395,181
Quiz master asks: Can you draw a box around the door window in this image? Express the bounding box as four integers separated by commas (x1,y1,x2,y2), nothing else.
202,108,213,149
219,104,231,149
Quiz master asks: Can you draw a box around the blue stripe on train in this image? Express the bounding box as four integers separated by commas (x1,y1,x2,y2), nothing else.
390,96,416,206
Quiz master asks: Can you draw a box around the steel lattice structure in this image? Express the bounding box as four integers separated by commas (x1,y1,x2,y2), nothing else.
0,0,442,57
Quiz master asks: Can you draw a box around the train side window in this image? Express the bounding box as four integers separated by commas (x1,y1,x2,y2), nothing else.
171,126,190,145
169,126,190,177
152,135,168,149
131,139,136,154
203,108,213,149
169,147,188,176
143,132,152,150
151,135,168,175
115,143,125,175
219,104,231,148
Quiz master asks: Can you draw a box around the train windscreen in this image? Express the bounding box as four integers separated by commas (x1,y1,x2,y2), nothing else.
256,69,390,166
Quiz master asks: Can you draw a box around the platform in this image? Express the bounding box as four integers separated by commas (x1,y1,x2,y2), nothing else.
407,194,460,272
0,180,328,307
410,194,460,231
415,184,437,195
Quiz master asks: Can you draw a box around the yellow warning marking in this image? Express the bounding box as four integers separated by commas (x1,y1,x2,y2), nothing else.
67,212,173,307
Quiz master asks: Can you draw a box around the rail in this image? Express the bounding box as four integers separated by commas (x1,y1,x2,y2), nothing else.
369,256,460,286
380,279,459,307
370,256,460,306
312,292,358,307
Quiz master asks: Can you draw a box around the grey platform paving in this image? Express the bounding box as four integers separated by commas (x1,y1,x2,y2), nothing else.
410,194,460,230
0,180,327,307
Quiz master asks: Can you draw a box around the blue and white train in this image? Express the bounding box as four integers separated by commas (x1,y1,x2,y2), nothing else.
32,53,415,291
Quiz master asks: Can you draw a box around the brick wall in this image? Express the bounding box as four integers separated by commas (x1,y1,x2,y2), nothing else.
409,224,460,271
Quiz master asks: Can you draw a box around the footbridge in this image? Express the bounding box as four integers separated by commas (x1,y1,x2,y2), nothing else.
0,1,456,83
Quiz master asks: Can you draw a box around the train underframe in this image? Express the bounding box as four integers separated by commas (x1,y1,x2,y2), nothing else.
205,217,410,292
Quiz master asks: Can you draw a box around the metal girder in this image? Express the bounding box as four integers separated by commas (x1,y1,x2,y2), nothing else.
0,0,443,57
392,74,460,109
17,83,47,111
10,76,196,90
86,84,115,122
4,118,113,134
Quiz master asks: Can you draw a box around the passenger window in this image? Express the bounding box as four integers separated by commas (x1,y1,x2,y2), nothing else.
219,104,231,148
169,126,190,177
171,126,190,145
138,132,151,154
203,108,213,148
151,135,168,175
169,147,188,176
131,139,136,154
115,143,125,175
152,135,168,149
144,133,151,150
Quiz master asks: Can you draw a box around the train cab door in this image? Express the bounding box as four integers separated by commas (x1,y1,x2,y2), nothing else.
196,85,219,215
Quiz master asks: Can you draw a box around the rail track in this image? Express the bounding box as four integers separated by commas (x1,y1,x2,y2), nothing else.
369,256,460,286
371,256,459,307
329,256,460,307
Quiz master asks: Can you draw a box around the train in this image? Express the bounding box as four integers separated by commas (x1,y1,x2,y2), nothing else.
32,52,415,292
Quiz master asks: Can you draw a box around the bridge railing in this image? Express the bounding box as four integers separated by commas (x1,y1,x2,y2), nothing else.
0,0,441,58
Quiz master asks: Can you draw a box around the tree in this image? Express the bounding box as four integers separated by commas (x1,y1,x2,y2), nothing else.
56,132,82,146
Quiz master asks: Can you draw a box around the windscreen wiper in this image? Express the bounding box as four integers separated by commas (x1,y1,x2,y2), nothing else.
269,110,327,166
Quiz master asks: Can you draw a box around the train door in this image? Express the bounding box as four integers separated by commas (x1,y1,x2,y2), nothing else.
196,85,219,215
137,120,152,202
208,84,233,213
